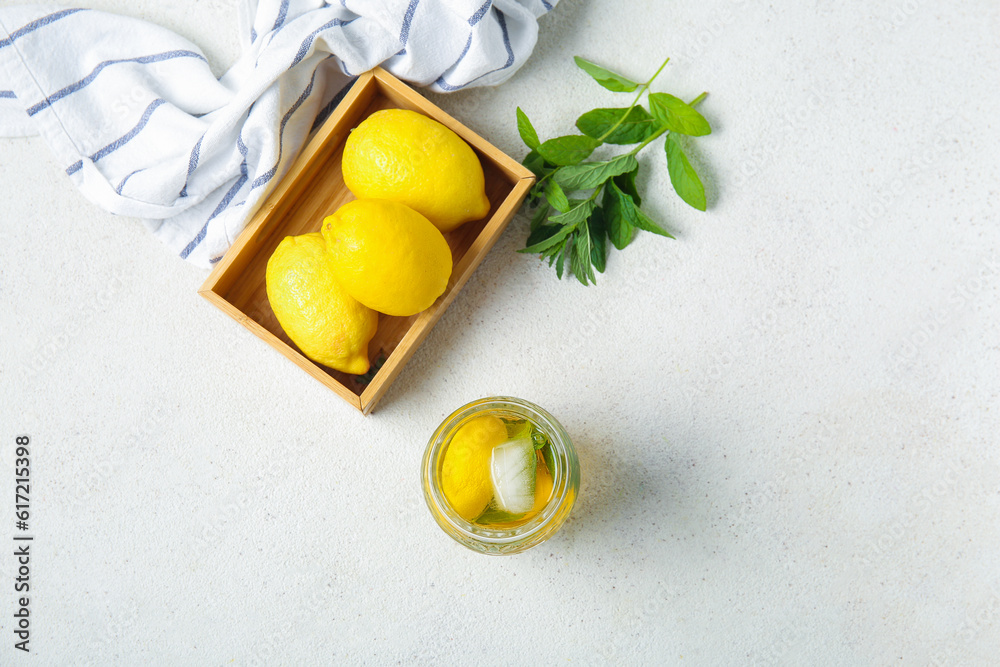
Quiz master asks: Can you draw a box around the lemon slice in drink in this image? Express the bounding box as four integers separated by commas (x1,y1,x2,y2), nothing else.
440,416,507,521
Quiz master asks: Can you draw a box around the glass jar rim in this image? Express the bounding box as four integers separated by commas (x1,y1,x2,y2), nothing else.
422,396,576,546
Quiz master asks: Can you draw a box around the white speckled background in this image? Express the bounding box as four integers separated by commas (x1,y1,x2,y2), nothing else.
2,0,999,664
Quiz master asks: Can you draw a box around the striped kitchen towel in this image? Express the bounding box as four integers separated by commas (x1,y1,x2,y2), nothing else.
0,0,557,267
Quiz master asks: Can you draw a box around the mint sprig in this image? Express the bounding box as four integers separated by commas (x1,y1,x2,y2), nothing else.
517,57,711,285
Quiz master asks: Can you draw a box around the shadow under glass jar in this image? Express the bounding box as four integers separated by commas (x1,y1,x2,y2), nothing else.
422,397,580,555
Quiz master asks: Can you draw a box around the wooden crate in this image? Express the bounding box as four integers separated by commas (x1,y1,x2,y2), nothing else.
199,68,534,414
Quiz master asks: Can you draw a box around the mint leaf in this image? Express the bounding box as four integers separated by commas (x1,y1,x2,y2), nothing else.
537,135,601,166
553,154,639,191
574,56,640,92
545,180,570,212
475,507,526,525
529,203,550,232
521,223,574,254
541,441,556,478
522,149,550,179
549,198,596,226
588,206,608,273
569,230,592,285
577,222,597,284
603,180,637,250
576,107,659,145
524,223,561,248
664,133,707,211
613,167,642,207
555,242,568,279
634,207,675,239
648,93,711,136
542,240,564,264
516,107,540,150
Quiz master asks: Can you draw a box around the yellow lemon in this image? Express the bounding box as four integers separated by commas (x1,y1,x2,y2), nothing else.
531,459,554,515
342,108,491,232
321,199,452,317
265,232,378,374
440,416,508,521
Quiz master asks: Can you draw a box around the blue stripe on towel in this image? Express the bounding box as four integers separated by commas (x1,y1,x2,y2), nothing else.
272,0,290,31
0,8,86,49
115,167,144,195
435,9,513,91
180,65,325,260
433,33,473,91
66,160,82,175
89,98,166,162
291,17,354,67
250,66,321,190
0,90,15,98
179,134,204,198
469,0,492,26
26,50,205,117
399,0,420,45
179,166,248,260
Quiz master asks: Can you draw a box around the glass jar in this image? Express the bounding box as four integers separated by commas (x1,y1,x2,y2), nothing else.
422,396,580,555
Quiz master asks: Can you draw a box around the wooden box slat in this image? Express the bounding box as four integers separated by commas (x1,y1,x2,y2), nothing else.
199,68,534,414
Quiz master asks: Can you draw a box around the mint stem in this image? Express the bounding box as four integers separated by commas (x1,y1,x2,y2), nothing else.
595,57,670,143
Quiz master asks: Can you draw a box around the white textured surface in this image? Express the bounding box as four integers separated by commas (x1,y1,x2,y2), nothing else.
1,0,999,664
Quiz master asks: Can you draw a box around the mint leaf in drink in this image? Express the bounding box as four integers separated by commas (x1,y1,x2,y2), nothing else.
516,107,540,150
537,135,602,166
541,441,556,479
648,92,712,136
475,506,527,525
664,133,707,211
574,56,640,92
576,107,658,145
553,154,638,191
